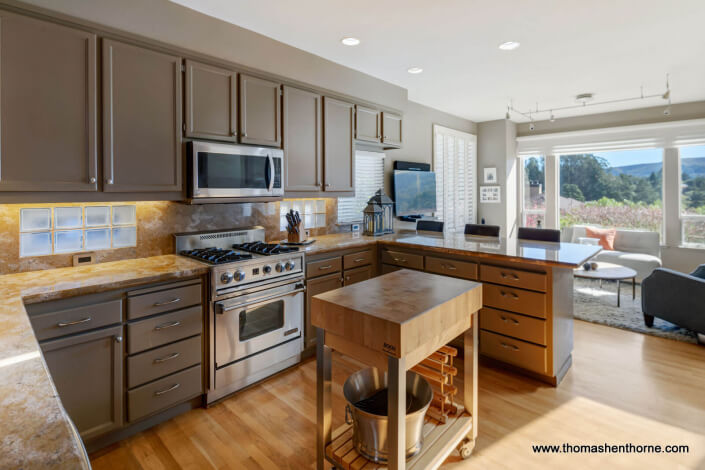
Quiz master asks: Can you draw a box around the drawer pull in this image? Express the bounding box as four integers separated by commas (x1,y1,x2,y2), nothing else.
153,297,182,307
319,265,333,270
154,383,180,396
57,317,92,327
345,276,351,280
500,315,520,325
393,257,407,263
354,258,366,262
500,272,520,280
154,352,180,363
441,263,457,271
500,342,519,351
154,320,182,331
500,291,519,299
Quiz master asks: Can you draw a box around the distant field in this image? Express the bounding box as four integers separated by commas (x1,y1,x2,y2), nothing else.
609,156,705,178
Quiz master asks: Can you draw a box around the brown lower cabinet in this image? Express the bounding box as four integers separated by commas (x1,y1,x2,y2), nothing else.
305,272,343,348
42,325,124,441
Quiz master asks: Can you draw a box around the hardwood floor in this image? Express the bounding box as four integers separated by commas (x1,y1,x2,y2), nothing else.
91,320,705,469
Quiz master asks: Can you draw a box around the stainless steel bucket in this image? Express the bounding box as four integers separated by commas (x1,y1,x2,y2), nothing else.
343,367,433,463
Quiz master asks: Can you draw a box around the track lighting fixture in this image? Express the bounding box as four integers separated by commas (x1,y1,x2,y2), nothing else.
549,111,555,122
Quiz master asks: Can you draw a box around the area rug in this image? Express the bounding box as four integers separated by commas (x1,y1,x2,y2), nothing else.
573,278,698,344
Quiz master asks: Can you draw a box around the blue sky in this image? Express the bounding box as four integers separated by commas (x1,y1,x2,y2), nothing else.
593,145,705,168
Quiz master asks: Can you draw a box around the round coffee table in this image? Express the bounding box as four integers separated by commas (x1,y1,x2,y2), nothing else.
573,262,637,307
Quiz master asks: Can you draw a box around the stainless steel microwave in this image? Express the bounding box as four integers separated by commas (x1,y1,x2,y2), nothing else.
187,141,283,199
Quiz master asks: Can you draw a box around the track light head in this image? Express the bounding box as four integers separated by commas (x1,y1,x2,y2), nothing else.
549,111,555,122
662,90,671,100
529,122,535,131
664,106,672,116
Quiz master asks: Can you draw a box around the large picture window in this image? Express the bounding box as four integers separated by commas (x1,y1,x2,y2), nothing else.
559,149,663,236
337,150,385,224
680,144,705,246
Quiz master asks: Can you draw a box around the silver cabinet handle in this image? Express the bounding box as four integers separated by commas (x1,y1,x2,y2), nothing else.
154,320,181,331
154,383,180,396
354,258,366,262
319,265,333,270
500,342,519,351
345,276,351,281
500,272,520,280
57,317,91,327
89,177,96,184
325,183,331,187
500,291,519,299
154,352,180,363
393,257,407,263
115,335,123,343
441,263,457,270
500,316,520,324
153,298,181,307
106,179,113,185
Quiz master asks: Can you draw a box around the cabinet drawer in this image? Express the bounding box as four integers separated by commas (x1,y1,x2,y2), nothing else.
343,265,373,286
381,250,423,270
127,282,202,320
480,308,546,346
480,265,547,292
425,256,478,280
128,364,202,422
31,300,123,341
480,330,547,375
307,256,342,278
127,306,202,354
127,335,202,388
343,250,373,269
483,284,547,318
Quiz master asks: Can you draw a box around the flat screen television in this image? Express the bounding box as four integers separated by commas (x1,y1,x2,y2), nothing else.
393,170,437,216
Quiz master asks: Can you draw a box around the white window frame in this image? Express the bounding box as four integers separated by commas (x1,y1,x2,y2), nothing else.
518,155,547,228
337,150,385,224
432,124,477,232
678,144,705,248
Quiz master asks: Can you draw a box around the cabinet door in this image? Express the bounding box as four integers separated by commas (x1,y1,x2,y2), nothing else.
305,272,343,348
103,39,182,192
185,60,237,142
283,86,322,192
42,325,123,441
382,112,403,147
355,105,381,143
323,97,355,192
0,12,97,191
343,265,373,286
239,74,281,147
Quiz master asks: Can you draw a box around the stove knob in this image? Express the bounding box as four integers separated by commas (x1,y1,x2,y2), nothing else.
263,265,272,274
275,262,285,273
220,272,233,284
234,270,246,282
285,260,295,271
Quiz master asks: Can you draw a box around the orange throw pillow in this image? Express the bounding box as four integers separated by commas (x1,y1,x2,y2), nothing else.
585,227,616,251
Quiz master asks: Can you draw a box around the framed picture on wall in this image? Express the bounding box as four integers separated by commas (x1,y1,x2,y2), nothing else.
480,185,501,203
484,167,497,183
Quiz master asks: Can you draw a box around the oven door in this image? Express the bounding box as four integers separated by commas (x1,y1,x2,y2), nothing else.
214,281,303,368
189,141,283,198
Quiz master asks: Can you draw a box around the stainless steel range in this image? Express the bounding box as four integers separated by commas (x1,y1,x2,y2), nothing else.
175,226,304,403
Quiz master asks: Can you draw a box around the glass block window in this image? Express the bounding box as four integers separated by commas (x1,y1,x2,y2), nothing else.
19,205,137,257
280,199,327,231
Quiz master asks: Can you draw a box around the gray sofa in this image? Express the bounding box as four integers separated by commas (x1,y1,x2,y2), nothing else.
642,265,705,344
564,225,662,281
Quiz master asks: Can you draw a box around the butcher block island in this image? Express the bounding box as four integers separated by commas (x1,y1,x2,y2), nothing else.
312,269,483,470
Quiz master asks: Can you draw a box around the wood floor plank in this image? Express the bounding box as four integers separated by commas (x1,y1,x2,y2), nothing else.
91,320,705,469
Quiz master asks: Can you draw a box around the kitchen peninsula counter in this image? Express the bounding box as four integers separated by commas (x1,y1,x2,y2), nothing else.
0,255,209,470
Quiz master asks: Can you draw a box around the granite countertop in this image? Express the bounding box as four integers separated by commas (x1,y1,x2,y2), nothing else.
301,231,601,268
0,255,209,470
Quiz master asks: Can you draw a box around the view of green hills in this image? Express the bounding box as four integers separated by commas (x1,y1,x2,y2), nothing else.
609,157,705,178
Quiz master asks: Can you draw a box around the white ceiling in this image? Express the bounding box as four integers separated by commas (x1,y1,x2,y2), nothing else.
170,0,705,122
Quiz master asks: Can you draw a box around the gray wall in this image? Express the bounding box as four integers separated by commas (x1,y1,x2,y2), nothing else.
477,120,517,237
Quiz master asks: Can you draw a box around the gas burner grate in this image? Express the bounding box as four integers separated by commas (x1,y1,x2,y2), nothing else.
233,242,299,256
180,247,254,265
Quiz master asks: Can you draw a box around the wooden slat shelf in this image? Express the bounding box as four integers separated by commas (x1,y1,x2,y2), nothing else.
326,408,473,470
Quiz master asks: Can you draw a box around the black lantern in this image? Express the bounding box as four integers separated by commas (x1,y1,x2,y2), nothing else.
366,189,394,235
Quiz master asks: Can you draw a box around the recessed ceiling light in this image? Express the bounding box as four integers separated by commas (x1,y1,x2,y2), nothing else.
498,41,520,51
407,67,424,74
341,37,360,46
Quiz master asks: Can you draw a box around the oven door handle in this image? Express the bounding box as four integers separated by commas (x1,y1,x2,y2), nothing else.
266,153,274,192
217,287,305,314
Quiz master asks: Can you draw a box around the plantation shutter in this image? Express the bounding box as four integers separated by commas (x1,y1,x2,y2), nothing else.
433,125,477,232
337,150,385,223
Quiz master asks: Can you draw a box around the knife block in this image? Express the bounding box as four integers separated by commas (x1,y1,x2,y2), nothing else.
287,222,307,243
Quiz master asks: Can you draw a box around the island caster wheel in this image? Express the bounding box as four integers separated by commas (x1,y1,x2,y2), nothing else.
458,438,475,459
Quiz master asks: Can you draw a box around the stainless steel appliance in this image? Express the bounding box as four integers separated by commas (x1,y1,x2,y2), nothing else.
187,141,283,199
175,227,303,403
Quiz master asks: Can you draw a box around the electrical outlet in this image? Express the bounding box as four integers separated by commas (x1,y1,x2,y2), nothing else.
73,252,96,266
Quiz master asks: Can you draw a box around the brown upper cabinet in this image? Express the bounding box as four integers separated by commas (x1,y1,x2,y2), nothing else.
102,39,182,192
283,86,322,192
239,74,282,148
355,105,381,144
0,12,98,192
382,112,403,147
323,97,355,193
184,60,237,142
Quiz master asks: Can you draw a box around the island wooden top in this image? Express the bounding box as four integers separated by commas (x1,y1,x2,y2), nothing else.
311,269,482,368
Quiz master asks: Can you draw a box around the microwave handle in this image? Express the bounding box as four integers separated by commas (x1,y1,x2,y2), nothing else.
267,153,274,192
217,286,305,314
